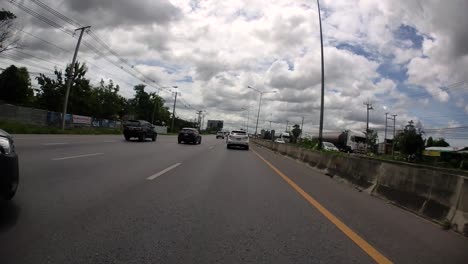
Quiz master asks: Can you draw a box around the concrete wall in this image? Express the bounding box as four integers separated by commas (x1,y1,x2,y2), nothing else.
0,104,48,126
253,139,468,236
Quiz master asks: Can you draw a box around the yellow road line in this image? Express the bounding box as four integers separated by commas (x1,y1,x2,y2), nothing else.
253,150,393,264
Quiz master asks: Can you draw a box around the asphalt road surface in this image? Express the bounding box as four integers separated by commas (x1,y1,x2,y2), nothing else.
0,134,467,264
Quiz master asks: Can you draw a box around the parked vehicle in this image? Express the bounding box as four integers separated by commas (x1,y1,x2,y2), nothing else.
322,141,339,151
178,128,202,144
274,138,286,144
0,129,19,200
123,120,157,142
227,130,249,150
317,130,366,153
216,131,225,139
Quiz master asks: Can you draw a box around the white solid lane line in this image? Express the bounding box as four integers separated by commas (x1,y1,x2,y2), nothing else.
147,163,182,181
42,143,68,146
52,153,104,161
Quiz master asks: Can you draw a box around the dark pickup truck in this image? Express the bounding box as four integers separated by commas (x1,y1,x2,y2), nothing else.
0,129,19,200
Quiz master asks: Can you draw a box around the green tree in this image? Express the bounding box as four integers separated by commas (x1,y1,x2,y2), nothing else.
364,129,378,147
35,62,93,115
0,65,33,106
395,120,425,156
291,124,302,143
0,9,19,54
426,136,434,147
433,138,450,147
91,79,128,119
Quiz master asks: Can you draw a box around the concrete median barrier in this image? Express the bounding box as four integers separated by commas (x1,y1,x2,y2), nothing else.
253,139,468,236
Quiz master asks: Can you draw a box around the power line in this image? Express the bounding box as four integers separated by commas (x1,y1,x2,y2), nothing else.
8,0,74,35
29,0,82,28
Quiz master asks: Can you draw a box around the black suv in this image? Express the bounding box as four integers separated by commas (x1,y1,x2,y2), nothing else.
178,128,202,144
0,129,19,200
123,120,157,142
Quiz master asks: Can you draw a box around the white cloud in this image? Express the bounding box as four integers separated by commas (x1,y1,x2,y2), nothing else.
3,0,468,141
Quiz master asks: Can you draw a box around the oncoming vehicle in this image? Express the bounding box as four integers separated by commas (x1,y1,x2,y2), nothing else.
178,128,202,144
227,130,249,150
0,129,19,200
123,120,157,142
216,131,224,139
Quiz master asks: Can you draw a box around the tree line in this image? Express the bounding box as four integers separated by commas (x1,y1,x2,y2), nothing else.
0,63,194,130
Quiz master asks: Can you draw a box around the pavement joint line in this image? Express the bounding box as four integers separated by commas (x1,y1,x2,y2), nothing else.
42,143,68,145
252,149,393,264
52,153,104,161
147,163,182,181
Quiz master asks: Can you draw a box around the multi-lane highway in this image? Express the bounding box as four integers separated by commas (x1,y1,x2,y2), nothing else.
0,134,467,263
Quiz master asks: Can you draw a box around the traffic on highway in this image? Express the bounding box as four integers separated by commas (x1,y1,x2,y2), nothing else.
1,0,468,264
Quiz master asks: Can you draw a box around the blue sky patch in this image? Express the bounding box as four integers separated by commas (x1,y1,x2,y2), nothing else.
394,24,424,49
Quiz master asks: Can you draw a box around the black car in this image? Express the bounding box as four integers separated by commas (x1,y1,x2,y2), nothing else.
0,129,19,200
123,120,157,142
178,128,202,144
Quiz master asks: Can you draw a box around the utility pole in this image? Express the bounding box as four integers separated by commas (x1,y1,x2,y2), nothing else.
171,91,180,132
61,26,90,130
247,86,276,136
286,120,289,132
317,0,325,150
269,120,272,130
196,110,203,130
384,113,388,145
300,116,304,138
201,114,206,131
364,101,373,151
392,114,397,157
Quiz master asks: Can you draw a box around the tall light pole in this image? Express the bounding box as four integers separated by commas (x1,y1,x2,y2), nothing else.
241,107,250,132
317,0,325,150
152,85,177,124
248,86,276,136
364,102,373,151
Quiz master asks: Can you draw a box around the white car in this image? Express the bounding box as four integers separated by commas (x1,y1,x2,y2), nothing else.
274,138,286,144
322,141,339,151
227,130,249,150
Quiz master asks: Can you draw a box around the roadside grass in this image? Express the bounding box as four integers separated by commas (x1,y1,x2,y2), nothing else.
0,119,121,135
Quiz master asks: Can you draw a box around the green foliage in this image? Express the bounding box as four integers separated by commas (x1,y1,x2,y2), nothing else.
395,121,425,156
0,65,34,106
364,129,378,146
291,124,301,143
297,137,319,149
433,138,450,147
1,62,194,128
426,137,434,147
35,62,92,114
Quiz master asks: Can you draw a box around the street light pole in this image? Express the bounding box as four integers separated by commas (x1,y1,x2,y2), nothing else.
317,0,325,150
248,86,276,136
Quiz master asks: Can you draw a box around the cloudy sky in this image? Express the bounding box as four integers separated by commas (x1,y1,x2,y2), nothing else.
2,0,468,146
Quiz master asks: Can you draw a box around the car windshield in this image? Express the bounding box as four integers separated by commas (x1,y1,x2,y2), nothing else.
125,121,140,126
231,131,247,135
2,1,467,263
181,129,194,133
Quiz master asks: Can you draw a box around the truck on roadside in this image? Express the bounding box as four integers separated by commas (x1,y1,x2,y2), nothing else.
317,130,366,153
